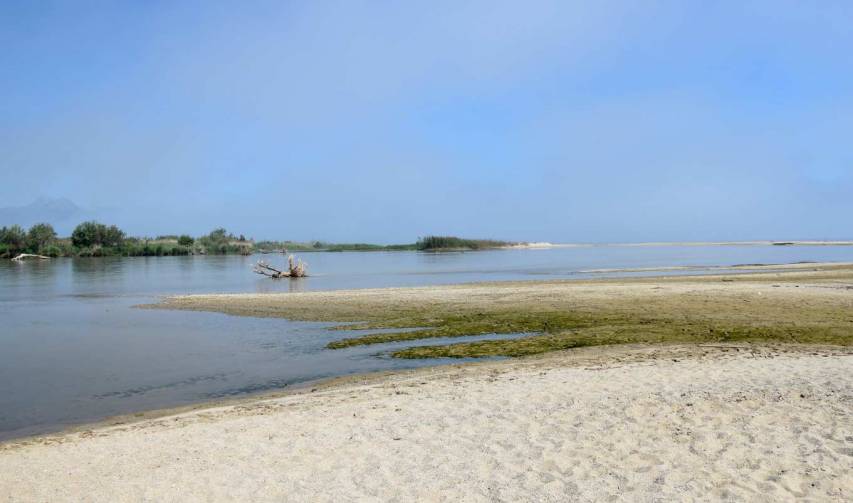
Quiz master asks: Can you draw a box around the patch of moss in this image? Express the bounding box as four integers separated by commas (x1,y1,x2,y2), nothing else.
326,312,602,348
392,324,853,359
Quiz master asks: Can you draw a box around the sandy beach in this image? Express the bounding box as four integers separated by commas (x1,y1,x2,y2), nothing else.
1,343,851,501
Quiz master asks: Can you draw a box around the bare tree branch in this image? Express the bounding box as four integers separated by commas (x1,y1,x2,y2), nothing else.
253,255,307,278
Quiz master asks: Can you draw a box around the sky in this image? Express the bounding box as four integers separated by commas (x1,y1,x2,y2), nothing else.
1,0,851,243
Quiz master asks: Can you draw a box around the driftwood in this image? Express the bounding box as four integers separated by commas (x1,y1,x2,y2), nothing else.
11,253,50,261
253,254,307,278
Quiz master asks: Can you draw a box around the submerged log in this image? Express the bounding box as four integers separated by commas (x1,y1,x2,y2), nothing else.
11,253,50,261
253,254,307,278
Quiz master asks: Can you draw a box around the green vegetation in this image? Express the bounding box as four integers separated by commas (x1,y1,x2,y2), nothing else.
71,221,125,248
196,228,252,255
69,221,194,257
0,225,27,257
391,322,851,359
3,220,515,258
253,236,512,253
325,307,853,357
26,223,57,254
115,238,192,257
2,223,67,257
0,222,242,258
416,236,513,250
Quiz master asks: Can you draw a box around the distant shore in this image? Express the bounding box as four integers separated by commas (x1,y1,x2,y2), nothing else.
2,224,519,258
4,238,852,260
5,218,852,260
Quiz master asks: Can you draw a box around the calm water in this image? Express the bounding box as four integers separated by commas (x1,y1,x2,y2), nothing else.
1,245,851,440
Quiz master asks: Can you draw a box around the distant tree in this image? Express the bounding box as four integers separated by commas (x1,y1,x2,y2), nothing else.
177,235,194,246
72,221,100,247
26,223,57,253
43,244,64,257
71,221,125,248
238,234,246,242
208,228,228,241
101,225,125,247
197,228,230,254
0,225,27,255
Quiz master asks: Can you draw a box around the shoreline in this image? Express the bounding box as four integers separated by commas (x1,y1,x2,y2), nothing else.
1,354,504,446
3,341,849,447
2,343,851,500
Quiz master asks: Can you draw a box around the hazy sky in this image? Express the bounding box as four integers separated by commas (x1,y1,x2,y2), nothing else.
1,1,851,242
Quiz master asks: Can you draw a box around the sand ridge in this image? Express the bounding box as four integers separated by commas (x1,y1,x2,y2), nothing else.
145,262,853,356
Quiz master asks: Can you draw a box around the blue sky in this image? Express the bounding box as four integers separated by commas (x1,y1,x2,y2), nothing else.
1,1,851,242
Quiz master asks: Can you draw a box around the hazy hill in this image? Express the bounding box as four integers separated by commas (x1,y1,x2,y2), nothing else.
0,197,84,234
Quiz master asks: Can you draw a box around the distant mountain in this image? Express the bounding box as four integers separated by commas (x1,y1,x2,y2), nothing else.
0,197,84,234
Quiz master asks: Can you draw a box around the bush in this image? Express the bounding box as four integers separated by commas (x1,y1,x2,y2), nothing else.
71,222,99,247
0,225,27,256
113,239,193,257
72,221,125,248
43,244,64,257
197,228,249,254
27,223,57,254
177,235,194,246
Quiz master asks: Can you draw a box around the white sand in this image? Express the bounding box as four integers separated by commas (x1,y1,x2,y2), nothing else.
1,345,851,502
